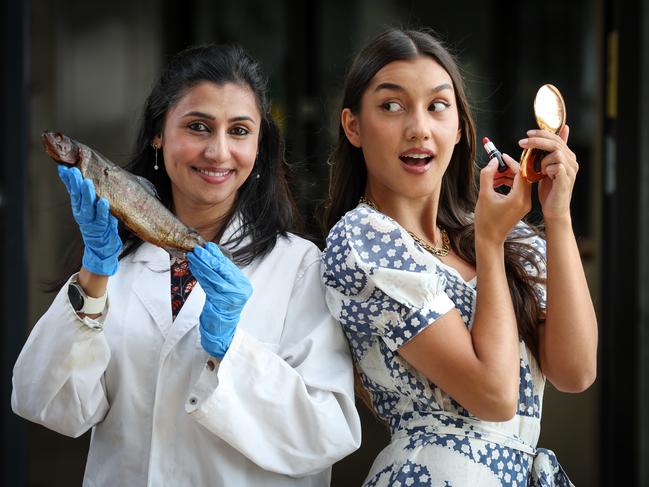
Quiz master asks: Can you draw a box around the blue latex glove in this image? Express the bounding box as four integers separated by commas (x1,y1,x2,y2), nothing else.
187,242,252,358
57,165,123,276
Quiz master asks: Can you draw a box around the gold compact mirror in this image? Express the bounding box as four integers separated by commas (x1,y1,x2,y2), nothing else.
520,83,567,182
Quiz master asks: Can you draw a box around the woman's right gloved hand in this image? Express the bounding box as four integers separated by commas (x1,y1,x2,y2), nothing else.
57,165,123,276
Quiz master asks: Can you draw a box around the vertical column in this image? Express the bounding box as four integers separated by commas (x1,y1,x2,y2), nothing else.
601,0,645,484
285,0,323,240
0,0,28,484
637,0,649,485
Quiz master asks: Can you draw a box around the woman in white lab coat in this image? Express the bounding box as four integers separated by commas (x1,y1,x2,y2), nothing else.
12,44,361,486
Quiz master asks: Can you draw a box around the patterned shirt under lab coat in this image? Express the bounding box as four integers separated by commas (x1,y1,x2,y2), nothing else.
12,222,361,486
322,204,572,487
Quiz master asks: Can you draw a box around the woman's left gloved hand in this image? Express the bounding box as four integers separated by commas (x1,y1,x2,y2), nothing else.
187,242,252,359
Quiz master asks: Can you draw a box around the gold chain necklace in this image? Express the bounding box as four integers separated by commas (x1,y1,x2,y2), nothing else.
359,196,451,257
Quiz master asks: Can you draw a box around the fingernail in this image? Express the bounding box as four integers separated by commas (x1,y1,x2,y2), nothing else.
502,153,516,163
527,130,537,136
518,138,528,146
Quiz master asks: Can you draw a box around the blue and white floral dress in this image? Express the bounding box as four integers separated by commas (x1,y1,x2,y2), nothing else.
322,204,572,487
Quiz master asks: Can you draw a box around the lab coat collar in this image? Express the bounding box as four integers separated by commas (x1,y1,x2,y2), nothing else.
127,212,248,356
128,246,205,354
129,242,169,270
130,245,173,338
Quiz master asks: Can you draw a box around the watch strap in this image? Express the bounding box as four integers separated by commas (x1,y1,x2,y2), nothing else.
69,281,108,315
80,290,108,314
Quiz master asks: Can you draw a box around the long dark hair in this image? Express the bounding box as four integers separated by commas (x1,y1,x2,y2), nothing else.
123,43,300,265
324,29,546,363
53,44,300,288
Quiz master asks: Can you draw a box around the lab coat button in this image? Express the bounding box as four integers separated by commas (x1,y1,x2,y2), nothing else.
189,397,197,405
206,360,215,371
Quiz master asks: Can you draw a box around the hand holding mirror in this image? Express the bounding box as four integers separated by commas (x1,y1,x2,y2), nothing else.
520,84,567,183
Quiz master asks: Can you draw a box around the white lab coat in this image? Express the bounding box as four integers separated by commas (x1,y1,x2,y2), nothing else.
12,230,361,486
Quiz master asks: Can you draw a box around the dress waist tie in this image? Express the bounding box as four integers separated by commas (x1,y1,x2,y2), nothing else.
391,413,574,486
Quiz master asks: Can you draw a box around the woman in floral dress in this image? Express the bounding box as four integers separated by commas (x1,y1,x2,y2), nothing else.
322,29,597,486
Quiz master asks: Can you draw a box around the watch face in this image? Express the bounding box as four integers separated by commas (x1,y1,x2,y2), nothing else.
67,283,84,311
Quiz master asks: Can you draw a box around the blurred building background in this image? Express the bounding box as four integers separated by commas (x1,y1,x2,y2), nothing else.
1,0,648,485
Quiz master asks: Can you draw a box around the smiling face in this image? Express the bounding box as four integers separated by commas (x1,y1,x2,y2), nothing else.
342,56,461,207
153,81,261,224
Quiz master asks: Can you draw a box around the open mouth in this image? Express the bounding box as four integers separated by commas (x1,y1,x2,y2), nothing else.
399,154,432,166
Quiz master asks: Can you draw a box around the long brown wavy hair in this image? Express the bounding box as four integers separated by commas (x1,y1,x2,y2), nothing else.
323,29,546,407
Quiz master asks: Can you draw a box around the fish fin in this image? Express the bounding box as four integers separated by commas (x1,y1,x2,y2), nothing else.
190,232,234,262
165,247,187,260
185,232,233,261
135,175,160,199
163,242,232,262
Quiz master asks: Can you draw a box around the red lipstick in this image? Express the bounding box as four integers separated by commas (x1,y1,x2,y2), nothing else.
482,137,507,173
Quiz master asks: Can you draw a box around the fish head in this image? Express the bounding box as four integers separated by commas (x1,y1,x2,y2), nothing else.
42,131,80,166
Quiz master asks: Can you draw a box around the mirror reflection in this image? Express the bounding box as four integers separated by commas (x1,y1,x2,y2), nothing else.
534,84,566,133
520,83,567,182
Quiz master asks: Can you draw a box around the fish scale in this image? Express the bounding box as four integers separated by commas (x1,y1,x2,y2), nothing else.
43,131,211,255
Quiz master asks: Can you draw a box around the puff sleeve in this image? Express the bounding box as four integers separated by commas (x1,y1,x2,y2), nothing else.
323,206,455,351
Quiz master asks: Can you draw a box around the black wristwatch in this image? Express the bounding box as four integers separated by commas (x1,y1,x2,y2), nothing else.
67,281,107,314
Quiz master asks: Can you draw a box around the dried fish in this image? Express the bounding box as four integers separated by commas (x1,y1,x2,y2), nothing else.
43,131,212,255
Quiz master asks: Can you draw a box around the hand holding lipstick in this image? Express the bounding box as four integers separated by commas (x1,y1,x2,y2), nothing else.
482,137,517,189
475,155,531,245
